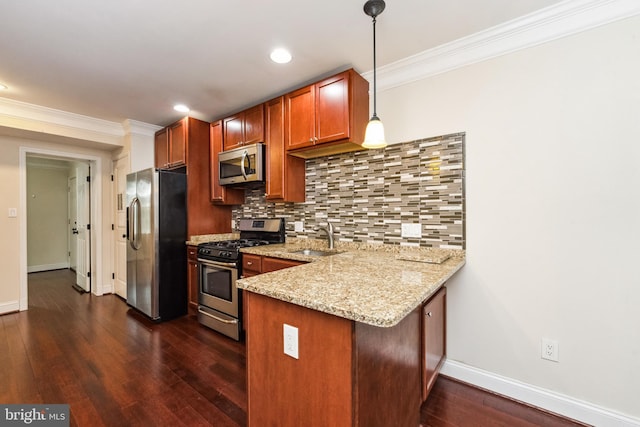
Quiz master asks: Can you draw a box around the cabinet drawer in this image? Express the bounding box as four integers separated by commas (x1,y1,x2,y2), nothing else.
262,256,305,273
242,254,262,277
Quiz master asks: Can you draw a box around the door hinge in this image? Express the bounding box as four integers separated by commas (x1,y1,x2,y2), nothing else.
112,273,115,280
111,224,114,230
86,176,91,182
87,224,91,230
87,272,91,278
111,174,114,181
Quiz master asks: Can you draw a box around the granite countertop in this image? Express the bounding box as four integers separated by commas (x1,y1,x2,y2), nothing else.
237,239,465,328
186,233,239,246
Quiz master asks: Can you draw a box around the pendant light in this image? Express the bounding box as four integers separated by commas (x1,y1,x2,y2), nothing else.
362,0,387,149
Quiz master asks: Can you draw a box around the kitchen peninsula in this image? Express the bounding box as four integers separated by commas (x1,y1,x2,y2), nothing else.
237,242,465,427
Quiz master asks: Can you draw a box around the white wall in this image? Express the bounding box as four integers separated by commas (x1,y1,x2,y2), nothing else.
26,160,70,271
378,15,640,421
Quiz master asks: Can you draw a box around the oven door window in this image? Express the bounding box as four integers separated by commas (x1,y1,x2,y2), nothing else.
202,267,233,301
199,261,239,318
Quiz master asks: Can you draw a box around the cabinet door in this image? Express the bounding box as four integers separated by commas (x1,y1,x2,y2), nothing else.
210,121,245,205
316,71,350,144
243,104,265,145
265,97,285,200
286,85,315,150
187,246,199,314
223,113,244,150
169,119,187,167
422,286,446,401
154,128,169,169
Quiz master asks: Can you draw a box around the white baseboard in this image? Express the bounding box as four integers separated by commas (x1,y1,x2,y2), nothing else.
0,300,20,315
27,263,69,273
441,360,640,427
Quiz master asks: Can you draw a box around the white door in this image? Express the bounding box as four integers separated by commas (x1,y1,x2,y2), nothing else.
75,163,91,292
113,156,129,298
68,176,78,272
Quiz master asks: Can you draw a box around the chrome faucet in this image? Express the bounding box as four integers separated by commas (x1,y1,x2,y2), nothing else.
318,222,335,250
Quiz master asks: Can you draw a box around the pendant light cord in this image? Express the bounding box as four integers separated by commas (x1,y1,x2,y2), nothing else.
372,15,378,118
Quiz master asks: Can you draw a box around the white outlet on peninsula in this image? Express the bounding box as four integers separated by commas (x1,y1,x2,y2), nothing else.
294,221,304,232
401,223,422,238
283,324,299,359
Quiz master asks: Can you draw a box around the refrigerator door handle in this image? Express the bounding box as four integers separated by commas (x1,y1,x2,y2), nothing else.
129,197,141,250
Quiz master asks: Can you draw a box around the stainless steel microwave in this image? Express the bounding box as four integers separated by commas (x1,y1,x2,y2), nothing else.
218,143,265,186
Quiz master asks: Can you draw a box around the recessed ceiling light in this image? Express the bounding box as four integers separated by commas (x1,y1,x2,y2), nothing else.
0,84,8,91
270,48,292,64
173,104,190,113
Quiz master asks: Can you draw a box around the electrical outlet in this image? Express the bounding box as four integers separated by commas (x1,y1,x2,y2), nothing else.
401,223,422,238
283,324,299,359
541,338,559,362
294,221,304,232
231,219,235,230
8,208,17,218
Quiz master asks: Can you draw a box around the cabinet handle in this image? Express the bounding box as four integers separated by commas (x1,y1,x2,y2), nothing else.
309,138,313,143
247,261,253,265
426,312,432,317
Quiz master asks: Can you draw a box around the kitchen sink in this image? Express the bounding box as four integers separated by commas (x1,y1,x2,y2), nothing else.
290,248,340,257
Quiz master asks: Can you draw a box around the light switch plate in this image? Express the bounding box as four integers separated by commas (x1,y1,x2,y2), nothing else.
401,223,422,238
283,324,299,359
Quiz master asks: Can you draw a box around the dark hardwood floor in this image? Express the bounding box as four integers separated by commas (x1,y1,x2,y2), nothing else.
0,269,586,427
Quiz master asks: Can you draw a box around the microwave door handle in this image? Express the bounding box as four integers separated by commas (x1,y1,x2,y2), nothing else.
241,150,248,181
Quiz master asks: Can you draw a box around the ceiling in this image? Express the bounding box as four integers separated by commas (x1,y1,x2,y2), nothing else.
1,0,564,127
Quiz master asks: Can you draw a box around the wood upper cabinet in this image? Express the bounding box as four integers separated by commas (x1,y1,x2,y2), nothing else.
154,118,187,169
285,69,369,159
154,128,170,169
210,120,245,205
422,286,446,402
223,104,265,151
265,96,305,203
169,119,187,167
285,85,315,151
186,245,199,314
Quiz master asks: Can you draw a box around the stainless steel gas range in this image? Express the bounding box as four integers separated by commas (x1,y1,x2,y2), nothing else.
196,218,285,340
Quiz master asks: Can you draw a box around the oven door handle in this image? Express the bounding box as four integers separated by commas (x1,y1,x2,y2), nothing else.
197,259,238,268
198,308,239,324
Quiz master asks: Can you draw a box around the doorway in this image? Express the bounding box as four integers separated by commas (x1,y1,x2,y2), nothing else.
19,147,103,311
26,156,91,292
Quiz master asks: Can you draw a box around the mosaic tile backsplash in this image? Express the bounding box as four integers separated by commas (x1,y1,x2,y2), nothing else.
232,132,465,249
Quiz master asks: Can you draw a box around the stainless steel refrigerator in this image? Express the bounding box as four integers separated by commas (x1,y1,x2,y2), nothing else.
126,168,187,321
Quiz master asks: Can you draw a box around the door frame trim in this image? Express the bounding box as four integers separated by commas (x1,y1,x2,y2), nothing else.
19,147,103,310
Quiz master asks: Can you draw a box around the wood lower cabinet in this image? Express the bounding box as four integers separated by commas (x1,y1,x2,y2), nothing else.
242,254,305,277
262,256,305,273
265,96,305,202
186,245,199,314
210,120,245,205
241,254,263,278
285,69,369,159
245,292,421,427
422,286,446,401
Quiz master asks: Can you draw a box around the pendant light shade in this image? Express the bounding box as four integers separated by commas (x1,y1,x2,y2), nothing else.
362,0,387,149
363,115,386,149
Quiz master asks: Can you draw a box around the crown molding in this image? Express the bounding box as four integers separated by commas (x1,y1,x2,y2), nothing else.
0,96,124,138
363,0,640,92
122,119,162,136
